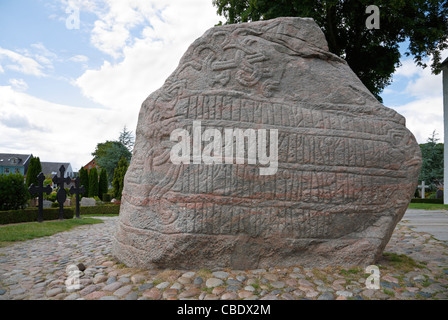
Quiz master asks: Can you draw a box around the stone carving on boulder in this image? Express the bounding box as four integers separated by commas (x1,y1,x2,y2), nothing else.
112,17,422,269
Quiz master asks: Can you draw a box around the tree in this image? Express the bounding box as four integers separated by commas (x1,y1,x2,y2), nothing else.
119,125,135,152
212,0,448,101
92,140,131,185
25,156,42,188
79,167,89,196
419,130,444,188
98,168,109,200
88,167,99,198
112,156,128,200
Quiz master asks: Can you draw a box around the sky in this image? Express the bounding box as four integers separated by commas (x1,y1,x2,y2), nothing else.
0,0,447,172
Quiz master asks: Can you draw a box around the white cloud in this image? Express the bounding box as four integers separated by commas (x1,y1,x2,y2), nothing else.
388,51,448,143
74,0,220,131
394,58,420,78
392,96,444,144
398,59,443,99
0,47,46,76
8,78,28,91
69,54,89,63
0,85,123,171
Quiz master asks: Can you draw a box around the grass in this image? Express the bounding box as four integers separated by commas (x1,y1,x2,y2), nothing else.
383,289,395,297
408,203,448,210
79,213,118,217
380,252,426,272
340,267,363,277
0,218,103,247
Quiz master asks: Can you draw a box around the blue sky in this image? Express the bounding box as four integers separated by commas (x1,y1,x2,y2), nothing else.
0,0,447,171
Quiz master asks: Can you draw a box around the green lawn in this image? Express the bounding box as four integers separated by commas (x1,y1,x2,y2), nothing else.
0,218,103,247
408,203,448,210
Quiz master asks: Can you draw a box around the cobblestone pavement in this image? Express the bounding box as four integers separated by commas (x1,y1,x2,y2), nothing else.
0,213,447,300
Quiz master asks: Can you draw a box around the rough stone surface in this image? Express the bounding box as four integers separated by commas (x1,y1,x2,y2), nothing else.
112,17,421,269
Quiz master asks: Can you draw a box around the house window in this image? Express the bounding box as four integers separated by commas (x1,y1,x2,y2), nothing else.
14,168,20,174
4,168,9,174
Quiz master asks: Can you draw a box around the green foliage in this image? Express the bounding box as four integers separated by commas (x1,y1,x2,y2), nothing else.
0,174,29,211
212,0,448,101
98,169,108,201
45,191,57,202
92,141,131,185
88,167,99,198
112,156,128,200
102,193,112,202
0,207,74,224
25,156,42,188
418,131,443,189
79,167,89,196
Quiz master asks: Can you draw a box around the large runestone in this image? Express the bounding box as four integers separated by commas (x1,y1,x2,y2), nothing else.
112,17,422,269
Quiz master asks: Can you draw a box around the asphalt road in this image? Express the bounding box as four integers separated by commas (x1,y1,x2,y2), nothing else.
402,209,448,242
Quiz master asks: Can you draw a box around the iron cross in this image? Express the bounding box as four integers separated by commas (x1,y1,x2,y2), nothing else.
28,172,52,223
52,165,72,220
69,177,85,219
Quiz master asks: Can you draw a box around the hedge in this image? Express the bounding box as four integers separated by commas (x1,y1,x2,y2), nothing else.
410,198,443,204
0,207,74,225
78,205,120,215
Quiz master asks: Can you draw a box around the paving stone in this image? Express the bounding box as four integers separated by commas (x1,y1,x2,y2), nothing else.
212,271,229,279
271,281,286,289
113,285,133,297
179,288,201,299
221,292,238,300
336,290,354,298
206,278,224,288
1,213,447,301
103,281,123,292
46,288,63,297
138,283,154,291
182,272,196,279
142,288,162,300
156,281,170,289
318,292,335,300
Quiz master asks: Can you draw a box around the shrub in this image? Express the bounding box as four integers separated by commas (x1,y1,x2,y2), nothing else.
410,198,443,204
79,204,120,215
0,207,74,224
0,173,29,211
